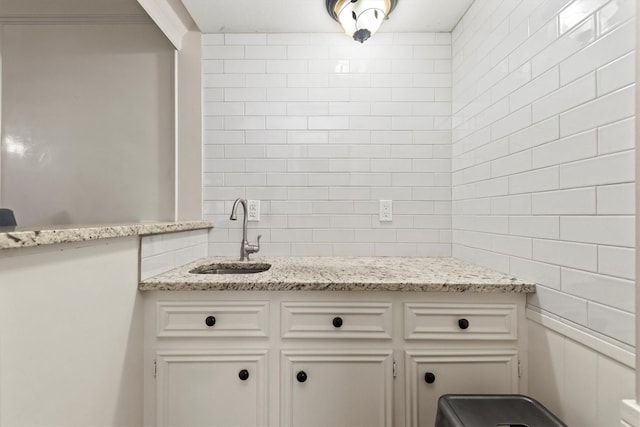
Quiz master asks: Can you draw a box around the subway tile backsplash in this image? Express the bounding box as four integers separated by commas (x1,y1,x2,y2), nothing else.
452,0,635,346
203,32,452,257
140,230,209,280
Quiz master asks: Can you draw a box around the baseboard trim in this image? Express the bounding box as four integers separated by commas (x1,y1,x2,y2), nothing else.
526,308,635,368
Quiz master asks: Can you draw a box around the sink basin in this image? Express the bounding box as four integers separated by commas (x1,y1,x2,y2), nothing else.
189,262,271,275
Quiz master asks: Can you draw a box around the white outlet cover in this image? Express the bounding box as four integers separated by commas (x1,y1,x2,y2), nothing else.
379,200,392,222
248,199,260,221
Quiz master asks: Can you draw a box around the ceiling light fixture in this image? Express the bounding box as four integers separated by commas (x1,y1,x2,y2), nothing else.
326,0,398,43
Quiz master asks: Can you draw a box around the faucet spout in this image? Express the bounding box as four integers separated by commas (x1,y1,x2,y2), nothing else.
229,198,261,261
230,198,249,245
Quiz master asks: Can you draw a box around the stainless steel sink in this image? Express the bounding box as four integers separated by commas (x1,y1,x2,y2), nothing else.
189,262,271,275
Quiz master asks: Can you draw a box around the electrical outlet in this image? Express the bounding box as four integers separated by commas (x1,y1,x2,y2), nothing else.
379,200,392,222
248,199,260,221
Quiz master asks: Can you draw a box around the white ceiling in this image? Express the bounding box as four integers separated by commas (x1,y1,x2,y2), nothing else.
180,0,473,34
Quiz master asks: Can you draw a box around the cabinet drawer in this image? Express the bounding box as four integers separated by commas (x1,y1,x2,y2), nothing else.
157,301,269,338
404,303,517,340
282,302,392,339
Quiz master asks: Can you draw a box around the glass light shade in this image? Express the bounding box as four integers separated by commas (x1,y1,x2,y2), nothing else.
355,8,385,33
333,0,392,42
336,5,357,36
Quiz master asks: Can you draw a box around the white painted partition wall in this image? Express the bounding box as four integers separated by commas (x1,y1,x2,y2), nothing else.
0,238,144,426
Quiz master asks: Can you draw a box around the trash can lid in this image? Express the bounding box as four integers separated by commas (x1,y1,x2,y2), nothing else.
0,209,17,227
436,394,566,427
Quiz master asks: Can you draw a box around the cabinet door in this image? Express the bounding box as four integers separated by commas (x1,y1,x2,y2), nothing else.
156,351,267,427
406,350,518,427
282,350,393,427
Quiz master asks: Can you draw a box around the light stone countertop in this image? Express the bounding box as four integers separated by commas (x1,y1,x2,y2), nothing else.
0,220,213,249
139,256,536,293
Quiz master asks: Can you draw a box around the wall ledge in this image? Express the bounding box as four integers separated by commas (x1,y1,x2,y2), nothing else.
0,220,213,250
622,400,640,426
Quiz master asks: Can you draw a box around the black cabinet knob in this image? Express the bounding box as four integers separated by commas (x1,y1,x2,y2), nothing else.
332,317,343,328
458,318,469,330
296,371,307,383
424,372,436,384
239,369,249,381
205,316,216,327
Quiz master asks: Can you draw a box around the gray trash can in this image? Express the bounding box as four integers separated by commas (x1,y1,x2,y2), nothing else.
435,394,566,427
0,209,16,227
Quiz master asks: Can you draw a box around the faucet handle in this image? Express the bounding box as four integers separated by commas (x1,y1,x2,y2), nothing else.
245,235,261,260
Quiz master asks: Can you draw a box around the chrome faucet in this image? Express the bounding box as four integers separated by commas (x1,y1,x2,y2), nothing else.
229,198,261,261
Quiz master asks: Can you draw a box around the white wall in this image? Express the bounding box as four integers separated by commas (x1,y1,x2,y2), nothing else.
451,0,635,348
0,23,175,227
202,32,452,257
528,311,635,426
177,31,204,221
451,0,636,424
0,237,143,426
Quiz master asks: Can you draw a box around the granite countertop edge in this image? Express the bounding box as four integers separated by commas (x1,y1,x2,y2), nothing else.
0,220,214,250
139,257,536,293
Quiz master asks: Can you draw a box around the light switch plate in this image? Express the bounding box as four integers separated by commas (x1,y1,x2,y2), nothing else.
379,200,392,222
248,199,260,221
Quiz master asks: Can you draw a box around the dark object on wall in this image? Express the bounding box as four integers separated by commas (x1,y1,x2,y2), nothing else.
435,394,567,427
0,209,17,227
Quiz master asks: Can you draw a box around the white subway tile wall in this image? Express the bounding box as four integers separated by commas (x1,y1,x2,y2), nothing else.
452,0,635,346
203,33,452,257
140,230,209,280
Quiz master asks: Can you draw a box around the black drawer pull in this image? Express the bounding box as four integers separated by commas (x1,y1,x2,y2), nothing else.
424,372,436,384
458,318,469,330
205,316,216,327
332,317,343,328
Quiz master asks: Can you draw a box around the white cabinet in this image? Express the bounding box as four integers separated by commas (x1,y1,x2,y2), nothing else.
156,301,269,338
280,301,394,427
144,299,271,427
405,350,518,427
281,302,393,339
156,351,268,427
143,292,526,427
404,302,518,340
281,350,393,427
403,302,522,427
